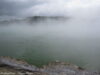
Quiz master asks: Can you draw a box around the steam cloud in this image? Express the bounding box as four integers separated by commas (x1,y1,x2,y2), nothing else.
0,0,100,18
0,0,100,37
0,0,100,70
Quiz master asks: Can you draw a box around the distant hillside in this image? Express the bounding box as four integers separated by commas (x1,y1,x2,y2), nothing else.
26,16,69,20
0,16,70,25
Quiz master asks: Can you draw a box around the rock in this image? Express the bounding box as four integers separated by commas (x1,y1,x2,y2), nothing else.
40,61,100,75
0,56,39,72
0,56,100,75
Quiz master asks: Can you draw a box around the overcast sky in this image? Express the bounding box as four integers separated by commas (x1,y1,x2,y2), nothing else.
0,0,100,18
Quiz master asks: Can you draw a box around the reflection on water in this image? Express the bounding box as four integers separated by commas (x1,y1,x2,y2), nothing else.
0,17,100,70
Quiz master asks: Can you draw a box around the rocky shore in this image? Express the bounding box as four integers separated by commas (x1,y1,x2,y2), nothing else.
0,56,100,75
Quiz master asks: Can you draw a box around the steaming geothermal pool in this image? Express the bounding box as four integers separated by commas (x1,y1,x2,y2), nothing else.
0,18,100,70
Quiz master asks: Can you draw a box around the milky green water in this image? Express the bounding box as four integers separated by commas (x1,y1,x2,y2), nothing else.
0,20,100,70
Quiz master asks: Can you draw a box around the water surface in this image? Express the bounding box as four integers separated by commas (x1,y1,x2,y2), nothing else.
0,17,100,70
